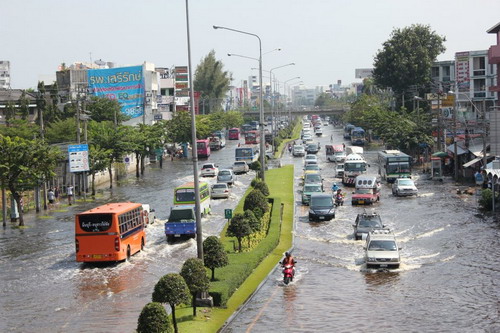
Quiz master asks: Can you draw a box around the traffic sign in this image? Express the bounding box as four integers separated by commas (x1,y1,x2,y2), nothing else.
68,144,89,173
224,209,233,219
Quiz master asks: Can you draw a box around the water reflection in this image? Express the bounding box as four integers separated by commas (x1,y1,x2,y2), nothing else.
363,270,400,287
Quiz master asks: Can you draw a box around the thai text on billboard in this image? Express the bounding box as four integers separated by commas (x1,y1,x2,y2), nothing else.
88,66,145,119
455,52,470,92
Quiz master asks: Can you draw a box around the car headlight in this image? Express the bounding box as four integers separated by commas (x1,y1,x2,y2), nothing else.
390,258,399,262
309,209,315,215
328,208,336,214
367,257,377,262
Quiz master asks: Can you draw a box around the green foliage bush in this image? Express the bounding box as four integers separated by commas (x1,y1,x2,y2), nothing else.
478,189,499,211
137,302,172,333
253,181,269,196
249,160,261,171
244,189,269,216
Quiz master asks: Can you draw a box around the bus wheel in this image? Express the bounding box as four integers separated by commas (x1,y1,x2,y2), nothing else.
126,246,131,260
141,238,145,251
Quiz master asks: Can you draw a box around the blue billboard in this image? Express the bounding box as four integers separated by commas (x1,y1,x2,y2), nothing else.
88,66,144,118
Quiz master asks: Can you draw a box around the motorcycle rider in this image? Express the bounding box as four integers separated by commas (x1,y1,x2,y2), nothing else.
281,252,296,277
335,188,344,205
331,182,340,192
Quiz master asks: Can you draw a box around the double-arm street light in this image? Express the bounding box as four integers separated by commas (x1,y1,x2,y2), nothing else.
449,90,488,181
214,25,266,180
185,0,203,259
269,63,295,148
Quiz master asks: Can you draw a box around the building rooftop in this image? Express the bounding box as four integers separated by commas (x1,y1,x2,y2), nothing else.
487,22,500,34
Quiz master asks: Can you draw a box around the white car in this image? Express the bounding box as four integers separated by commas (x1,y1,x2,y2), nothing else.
392,178,418,196
293,145,306,157
303,134,314,144
304,154,318,166
335,163,345,178
315,128,323,136
211,183,230,199
200,163,218,177
233,161,249,174
365,230,401,269
217,169,236,186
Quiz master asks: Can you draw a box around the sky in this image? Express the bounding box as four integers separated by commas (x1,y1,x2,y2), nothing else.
3,0,500,90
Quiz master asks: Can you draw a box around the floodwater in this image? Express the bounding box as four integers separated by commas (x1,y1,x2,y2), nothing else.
0,138,255,333
223,124,500,332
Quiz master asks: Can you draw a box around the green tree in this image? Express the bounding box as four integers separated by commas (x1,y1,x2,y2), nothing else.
223,110,244,129
0,119,39,140
88,144,112,196
4,101,16,127
165,111,192,143
373,24,446,104
203,236,229,281
87,96,128,124
0,135,61,226
180,258,210,317
137,302,173,333
89,121,134,188
193,50,231,114
152,273,190,333
45,118,77,144
18,90,31,120
226,213,252,252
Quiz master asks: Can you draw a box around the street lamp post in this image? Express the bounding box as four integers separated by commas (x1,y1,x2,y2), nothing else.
186,0,203,260
284,77,301,122
269,63,295,151
214,25,266,180
450,90,488,176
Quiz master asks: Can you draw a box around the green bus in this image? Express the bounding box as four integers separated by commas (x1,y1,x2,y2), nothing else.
378,150,412,183
173,181,211,216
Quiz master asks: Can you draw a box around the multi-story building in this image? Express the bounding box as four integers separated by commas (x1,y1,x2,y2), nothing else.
487,22,500,158
0,61,11,89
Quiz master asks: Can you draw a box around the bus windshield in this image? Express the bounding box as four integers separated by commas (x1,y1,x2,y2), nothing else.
176,189,195,202
387,162,410,173
344,163,367,172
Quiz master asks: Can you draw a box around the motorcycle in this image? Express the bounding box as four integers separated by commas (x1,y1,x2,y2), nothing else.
282,263,295,285
335,193,344,206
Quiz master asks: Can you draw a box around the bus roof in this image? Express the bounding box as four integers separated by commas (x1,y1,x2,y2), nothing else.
176,181,209,189
78,202,142,215
379,150,410,157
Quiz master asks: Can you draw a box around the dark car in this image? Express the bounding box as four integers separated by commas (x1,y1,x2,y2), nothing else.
352,212,385,240
306,143,320,154
308,193,335,221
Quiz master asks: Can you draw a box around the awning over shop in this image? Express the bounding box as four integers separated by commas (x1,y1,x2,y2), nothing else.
446,143,467,156
463,157,482,168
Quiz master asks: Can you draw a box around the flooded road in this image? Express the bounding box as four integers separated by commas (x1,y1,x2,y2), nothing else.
223,124,500,332
0,138,255,333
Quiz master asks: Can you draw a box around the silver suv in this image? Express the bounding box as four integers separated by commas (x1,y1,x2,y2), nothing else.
364,230,401,269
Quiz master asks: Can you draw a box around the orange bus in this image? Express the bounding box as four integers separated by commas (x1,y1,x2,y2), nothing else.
75,202,146,262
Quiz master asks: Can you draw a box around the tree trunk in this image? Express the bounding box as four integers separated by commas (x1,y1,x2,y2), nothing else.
108,164,113,189
91,173,96,196
159,155,163,169
135,153,140,178
237,237,242,252
171,304,178,333
211,268,215,281
141,155,145,175
192,293,197,317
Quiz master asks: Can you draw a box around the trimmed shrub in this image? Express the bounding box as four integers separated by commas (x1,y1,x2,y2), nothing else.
137,302,172,333
249,160,261,171
250,178,260,187
254,181,269,196
244,189,269,216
